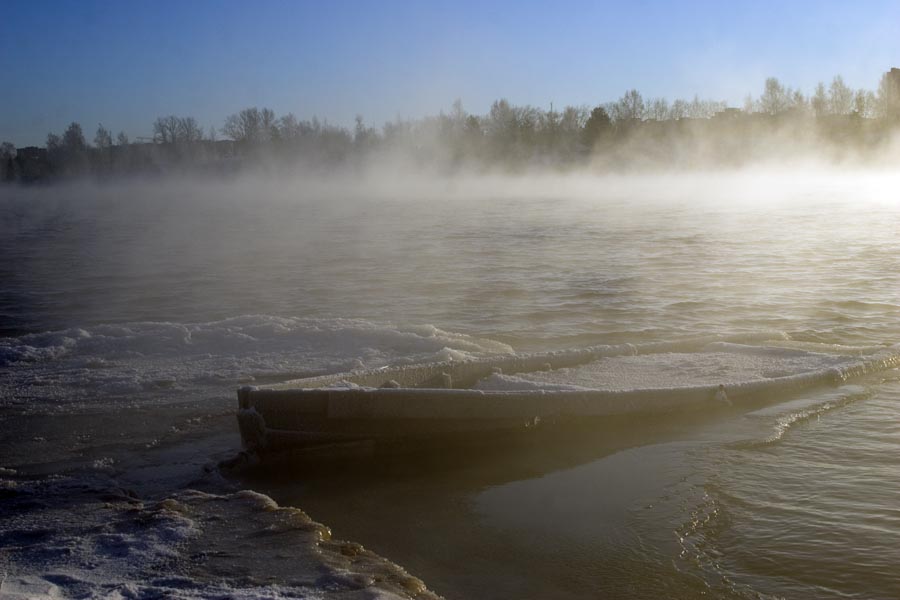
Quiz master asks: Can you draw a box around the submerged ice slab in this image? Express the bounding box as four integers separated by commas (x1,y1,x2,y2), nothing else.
475,347,851,392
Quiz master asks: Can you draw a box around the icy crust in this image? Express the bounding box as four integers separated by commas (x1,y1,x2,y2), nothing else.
474,344,879,392
0,315,512,410
0,317,511,477
473,374,594,392
0,476,439,600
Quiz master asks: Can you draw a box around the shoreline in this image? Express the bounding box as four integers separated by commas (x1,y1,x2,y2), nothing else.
0,416,442,600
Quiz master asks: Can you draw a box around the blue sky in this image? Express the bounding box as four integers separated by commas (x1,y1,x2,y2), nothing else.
2,0,899,146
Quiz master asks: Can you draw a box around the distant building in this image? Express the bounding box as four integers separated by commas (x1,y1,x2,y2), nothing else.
887,67,900,85
16,146,46,161
712,107,743,120
882,68,900,122
15,146,50,181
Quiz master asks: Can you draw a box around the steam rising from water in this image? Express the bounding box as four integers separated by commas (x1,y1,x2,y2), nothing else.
3,168,900,343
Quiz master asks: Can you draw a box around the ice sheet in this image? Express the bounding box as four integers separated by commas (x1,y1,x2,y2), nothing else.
0,315,513,411
475,348,851,392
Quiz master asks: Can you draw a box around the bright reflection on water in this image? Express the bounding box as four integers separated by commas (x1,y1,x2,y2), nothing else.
3,170,900,598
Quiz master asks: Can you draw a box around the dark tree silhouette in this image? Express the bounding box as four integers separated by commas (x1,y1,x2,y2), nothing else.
62,122,87,152
0,142,16,182
94,124,112,149
58,123,89,175
223,108,277,144
3,67,898,184
582,105,612,148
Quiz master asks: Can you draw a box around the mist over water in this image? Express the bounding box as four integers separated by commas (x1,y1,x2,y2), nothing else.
4,169,900,343
3,169,900,598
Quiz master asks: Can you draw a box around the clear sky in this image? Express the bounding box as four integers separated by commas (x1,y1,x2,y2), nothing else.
2,0,899,146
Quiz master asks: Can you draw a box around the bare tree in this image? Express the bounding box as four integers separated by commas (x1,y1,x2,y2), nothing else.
278,113,301,141
46,133,61,152
854,89,876,118
177,117,204,144
153,116,180,144
487,99,518,147
91,124,113,174
116,131,129,146
260,108,278,142
450,99,466,127
791,90,808,113
690,95,706,118
223,107,276,143
94,124,113,150
354,115,378,147
612,89,645,122
560,106,587,132
152,115,203,145
647,98,669,121
759,78,790,115
742,94,756,114
811,82,828,117
828,76,854,115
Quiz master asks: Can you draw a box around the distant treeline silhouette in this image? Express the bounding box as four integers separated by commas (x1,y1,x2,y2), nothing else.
3,70,900,181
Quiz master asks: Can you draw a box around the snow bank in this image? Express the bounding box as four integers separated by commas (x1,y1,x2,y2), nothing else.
0,475,439,600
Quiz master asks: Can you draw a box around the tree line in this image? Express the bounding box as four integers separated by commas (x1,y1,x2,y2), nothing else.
3,70,900,182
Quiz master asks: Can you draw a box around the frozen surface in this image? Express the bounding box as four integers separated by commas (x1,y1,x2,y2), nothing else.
476,346,852,392
0,316,513,468
0,475,437,600
0,315,512,411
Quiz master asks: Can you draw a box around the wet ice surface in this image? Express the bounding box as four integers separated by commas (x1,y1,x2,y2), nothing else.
475,346,851,391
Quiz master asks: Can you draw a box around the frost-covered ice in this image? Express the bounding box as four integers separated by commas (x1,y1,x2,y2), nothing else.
0,316,513,468
0,475,439,600
0,316,504,599
474,374,595,392
0,315,512,410
476,345,851,392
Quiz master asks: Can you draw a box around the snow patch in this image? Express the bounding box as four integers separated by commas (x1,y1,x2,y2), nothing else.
0,477,436,600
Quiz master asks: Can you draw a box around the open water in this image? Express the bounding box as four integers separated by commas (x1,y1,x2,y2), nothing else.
2,171,900,598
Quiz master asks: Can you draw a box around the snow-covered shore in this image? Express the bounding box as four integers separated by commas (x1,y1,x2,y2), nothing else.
0,471,440,600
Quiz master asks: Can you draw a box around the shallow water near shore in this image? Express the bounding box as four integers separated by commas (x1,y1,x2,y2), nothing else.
3,171,900,598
